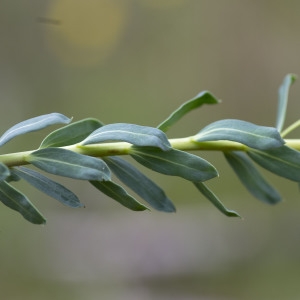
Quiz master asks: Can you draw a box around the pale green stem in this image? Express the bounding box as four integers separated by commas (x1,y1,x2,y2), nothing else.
281,119,300,138
0,137,299,168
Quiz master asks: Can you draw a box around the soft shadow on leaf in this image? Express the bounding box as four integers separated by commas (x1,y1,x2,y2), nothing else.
0,181,46,224
12,167,83,208
104,156,176,212
157,91,220,132
0,113,71,147
224,151,281,204
90,180,149,211
130,147,218,182
194,119,284,150
28,148,111,181
248,146,300,182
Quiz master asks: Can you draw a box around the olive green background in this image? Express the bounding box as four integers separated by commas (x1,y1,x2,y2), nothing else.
1,1,300,299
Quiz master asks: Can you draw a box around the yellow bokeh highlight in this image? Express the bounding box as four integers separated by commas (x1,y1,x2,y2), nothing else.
46,0,127,67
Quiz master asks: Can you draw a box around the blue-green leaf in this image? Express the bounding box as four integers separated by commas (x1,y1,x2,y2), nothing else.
130,147,218,182
194,119,284,150
0,163,10,181
224,151,281,204
157,91,220,132
276,74,297,132
248,146,300,182
90,180,149,211
194,182,240,217
27,148,111,181
40,118,103,148
82,123,171,151
12,167,83,208
104,157,176,212
6,172,21,183
0,181,46,224
0,113,71,147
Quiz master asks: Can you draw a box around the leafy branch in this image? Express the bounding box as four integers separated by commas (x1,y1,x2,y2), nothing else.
0,74,298,224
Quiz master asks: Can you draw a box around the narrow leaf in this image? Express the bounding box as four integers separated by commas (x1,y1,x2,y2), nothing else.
0,113,71,147
0,162,10,181
194,182,240,217
130,147,218,182
104,157,176,212
157,91,220,132
82,123,171,151
276,74,297,132
12,167,83,208
40,118,103,148
248,146,300,182
0,181,46,224
224,151,281,204
194,119,284,150
27,148,111,181
90,180,149,211
6,172,21,183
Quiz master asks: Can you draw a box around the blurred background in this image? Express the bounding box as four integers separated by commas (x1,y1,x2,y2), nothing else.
1,0,300,299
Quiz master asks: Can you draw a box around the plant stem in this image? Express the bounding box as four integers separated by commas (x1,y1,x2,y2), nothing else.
281,119,300,137
1,138,300,168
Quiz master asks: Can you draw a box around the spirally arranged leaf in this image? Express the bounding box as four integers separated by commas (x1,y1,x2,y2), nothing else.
104,156,176,212
130,147,218,182
0,181,46,224
90,180,149,211
157,91,220,132
0,113,71,147
248,146,300,182
12,167,83,208
194,119,284,150
0,162,10,181
27,148,111,181
224,151,281,204
82,123,171,151
194,182,240,217
276,74,297,132
40,118,103,148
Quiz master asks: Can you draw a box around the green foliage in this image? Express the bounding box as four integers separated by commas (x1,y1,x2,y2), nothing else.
82,123,172,151
194,119,284,150
0,74,299,224
224,151,281,204
104,156,175,212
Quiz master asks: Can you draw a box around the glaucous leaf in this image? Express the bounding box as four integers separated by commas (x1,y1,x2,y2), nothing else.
194,182,240,217
0,162,10,181
194,119,284,150
104,156,176,212
27,148,111,181
248,146,300,182
82,123,171,151
130,147,218,182
40,118,103,148
90,180,149,211
0,181,46,224
157,91,220,132
12,167,83,208
276,74,296,132
6,172,21,183
224,151,281,204
0,113,71,147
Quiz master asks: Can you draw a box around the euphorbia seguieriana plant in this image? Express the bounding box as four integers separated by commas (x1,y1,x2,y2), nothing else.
0,74,298,224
